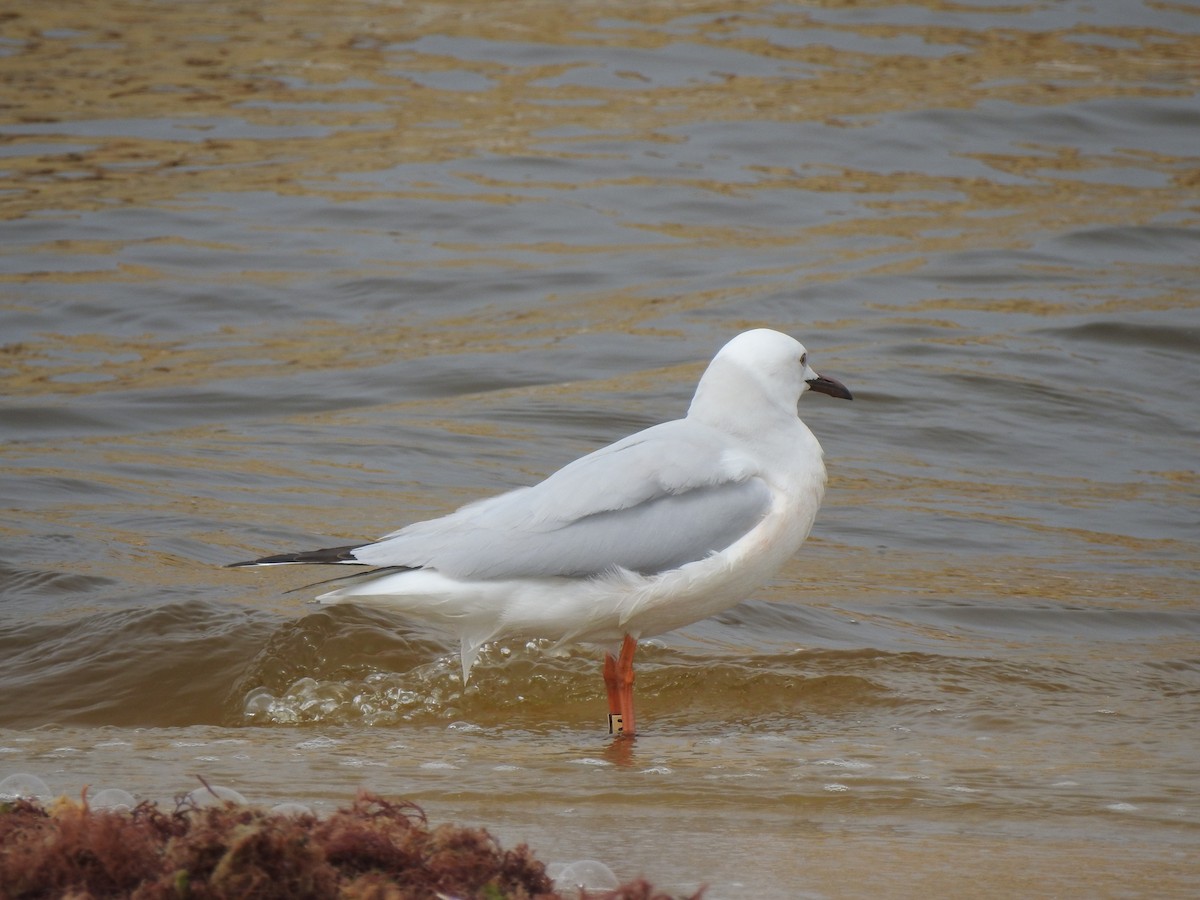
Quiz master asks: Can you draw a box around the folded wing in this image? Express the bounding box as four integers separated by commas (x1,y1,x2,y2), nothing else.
352,419,772,580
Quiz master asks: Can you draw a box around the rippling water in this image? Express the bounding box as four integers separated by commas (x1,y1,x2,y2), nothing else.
2,1,1198,896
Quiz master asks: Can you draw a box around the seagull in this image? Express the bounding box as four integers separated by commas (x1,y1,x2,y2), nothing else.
230,329,852,736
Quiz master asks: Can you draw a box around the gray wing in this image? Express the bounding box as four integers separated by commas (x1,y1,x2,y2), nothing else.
352,419,771,579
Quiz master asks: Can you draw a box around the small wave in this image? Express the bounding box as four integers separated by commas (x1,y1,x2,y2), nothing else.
0,600,278,728
8,590,1182,733
1035,319,1200,355
233,639,901,729
0,563,117,601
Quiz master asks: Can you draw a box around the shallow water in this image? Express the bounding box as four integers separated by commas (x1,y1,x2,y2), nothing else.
2,1,1198,896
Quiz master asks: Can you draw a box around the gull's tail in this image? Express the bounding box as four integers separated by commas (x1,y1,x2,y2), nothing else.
226,544,364,568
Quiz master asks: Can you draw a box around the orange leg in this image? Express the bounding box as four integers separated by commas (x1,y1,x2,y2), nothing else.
602,634,638,737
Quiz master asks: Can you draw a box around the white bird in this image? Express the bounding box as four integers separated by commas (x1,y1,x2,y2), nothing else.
230,329,852,736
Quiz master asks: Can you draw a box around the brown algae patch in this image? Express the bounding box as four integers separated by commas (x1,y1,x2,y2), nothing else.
0,789,698,898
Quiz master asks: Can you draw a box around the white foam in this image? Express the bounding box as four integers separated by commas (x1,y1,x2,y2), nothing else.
813,758,873,770
295,736,341,751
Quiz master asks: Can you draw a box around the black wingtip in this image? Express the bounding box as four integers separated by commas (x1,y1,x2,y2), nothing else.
226,544,364,568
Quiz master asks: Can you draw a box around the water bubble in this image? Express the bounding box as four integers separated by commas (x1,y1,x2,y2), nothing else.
90,788,137,811
185,784,247,807
555,859,619,892
269,704,300,725
0,773,52,801
243,689,276,718
286,676,319,695
383,687,421,707
300,681,352,715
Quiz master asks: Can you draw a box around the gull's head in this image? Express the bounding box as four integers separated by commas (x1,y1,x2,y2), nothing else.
688,329,852,427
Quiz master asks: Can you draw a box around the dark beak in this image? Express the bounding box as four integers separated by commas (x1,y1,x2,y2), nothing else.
806,372,853,400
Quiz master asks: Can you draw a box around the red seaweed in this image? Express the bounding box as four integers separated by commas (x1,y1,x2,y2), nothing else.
0,790,702,899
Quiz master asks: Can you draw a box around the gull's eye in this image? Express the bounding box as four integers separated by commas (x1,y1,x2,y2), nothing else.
800,353,808,367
